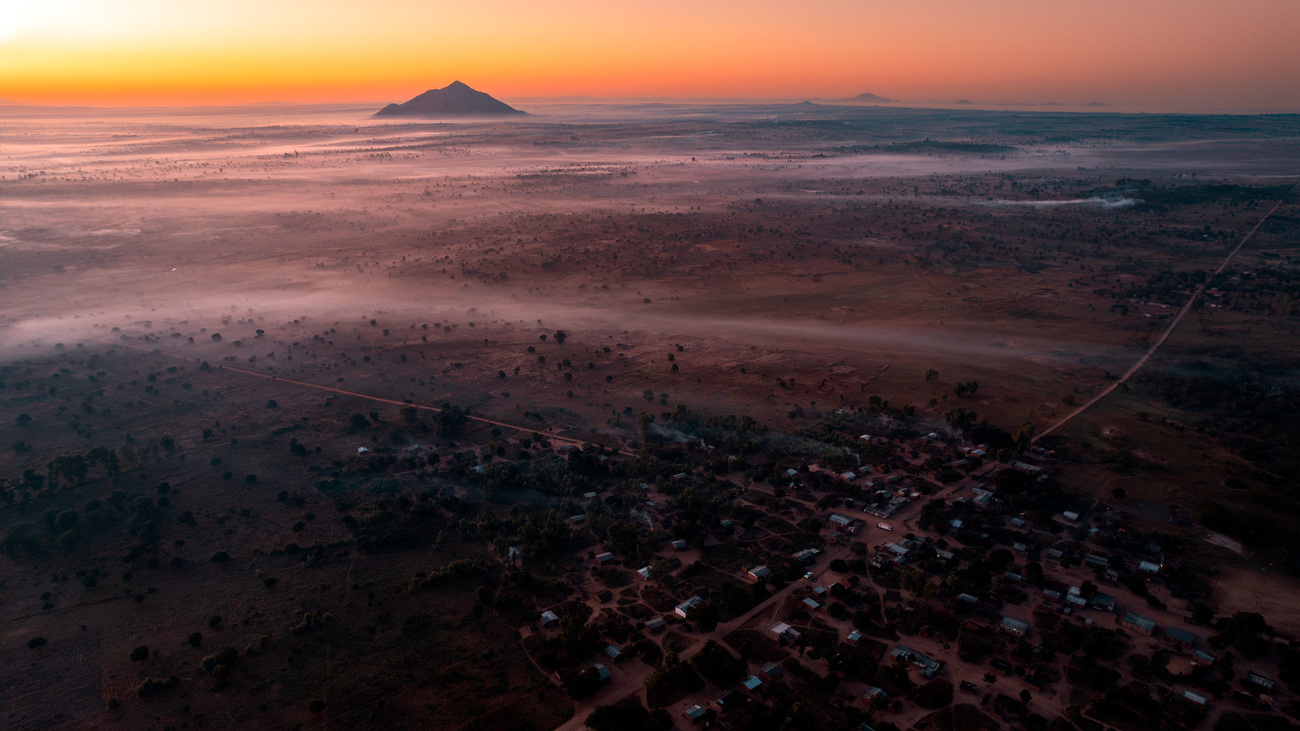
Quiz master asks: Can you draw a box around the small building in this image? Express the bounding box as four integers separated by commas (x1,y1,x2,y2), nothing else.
768,622,800,642
671,540,689,551
846,629,864,645
540,610,559,627
1000,616,1031,636
1137,560,1162,574
1084,554,1110,569
637,566,653,580
1091,593,1117,612
1165,626,1196,648
645,617,666,633
760,661,784,680
891,644,942,678
675,596,705,618
1062,510,1080,521
605,645,622,661
710,690,740,713
683,704,707,723
748,565,772,582
829,514,854,528
741,675,763,692
593,664,611,681
1183,690,1209,706
569,515,586,526
793,548,820,564
595,552,614,564
1193,650,1216,665
802,597,821,612
862,686,889,703
1247,671,1276,692
1121,612,1157,635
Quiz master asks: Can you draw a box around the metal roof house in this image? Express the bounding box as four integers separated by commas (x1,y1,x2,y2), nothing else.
891,644,942,678
1000,616,1031,635
768,622,800,642
675,596,705,618
1165,626,1197,647
1121,612,1157,635
683,704,707,723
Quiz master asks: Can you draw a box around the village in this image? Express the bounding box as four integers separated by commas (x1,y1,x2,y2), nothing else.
506,423,1290,731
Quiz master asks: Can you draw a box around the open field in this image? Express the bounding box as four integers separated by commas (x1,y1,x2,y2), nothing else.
1,102,1298,729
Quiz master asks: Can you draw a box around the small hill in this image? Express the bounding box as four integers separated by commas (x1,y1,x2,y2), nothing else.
373,81,526,118
848,92,893,103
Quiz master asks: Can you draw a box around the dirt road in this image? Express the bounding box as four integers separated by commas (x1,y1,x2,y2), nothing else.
100,341,638,457
1034,184,1297,442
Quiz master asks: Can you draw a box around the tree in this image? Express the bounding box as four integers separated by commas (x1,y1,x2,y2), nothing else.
924,369,939,382
565,666,602,700
585,703,672,731
915,679,954,709
685,602,721,633
554,330,568,344
944,406,977,431
399,405,420,425
130,645,149,662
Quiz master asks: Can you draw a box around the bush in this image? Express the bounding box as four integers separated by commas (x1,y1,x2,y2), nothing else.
130,645,149,662
210,551,231,563
915,679,954,709
27,637,47,649
136,676,174,698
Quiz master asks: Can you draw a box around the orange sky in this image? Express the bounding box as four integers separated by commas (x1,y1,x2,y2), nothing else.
1,0,1297,110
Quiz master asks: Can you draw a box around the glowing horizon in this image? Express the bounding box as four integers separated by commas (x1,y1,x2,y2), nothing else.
1,0,1297,111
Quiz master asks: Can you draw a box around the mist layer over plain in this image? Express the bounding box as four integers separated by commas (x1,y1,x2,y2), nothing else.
2,102,1298,428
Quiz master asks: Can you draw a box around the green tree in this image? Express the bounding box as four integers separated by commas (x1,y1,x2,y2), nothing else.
943,406,977,431
685,602,721,633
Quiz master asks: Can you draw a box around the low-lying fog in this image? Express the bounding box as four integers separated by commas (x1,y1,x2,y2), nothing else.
2,102,1296,379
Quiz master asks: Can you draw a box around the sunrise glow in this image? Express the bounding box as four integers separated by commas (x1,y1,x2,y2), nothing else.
0,0,1296,110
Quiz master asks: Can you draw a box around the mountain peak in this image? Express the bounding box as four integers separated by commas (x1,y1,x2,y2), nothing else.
374,82,526,118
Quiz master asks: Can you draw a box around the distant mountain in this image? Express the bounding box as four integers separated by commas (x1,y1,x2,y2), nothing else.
373,81,526,118
1083,101,1111,107
847,92,893,103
